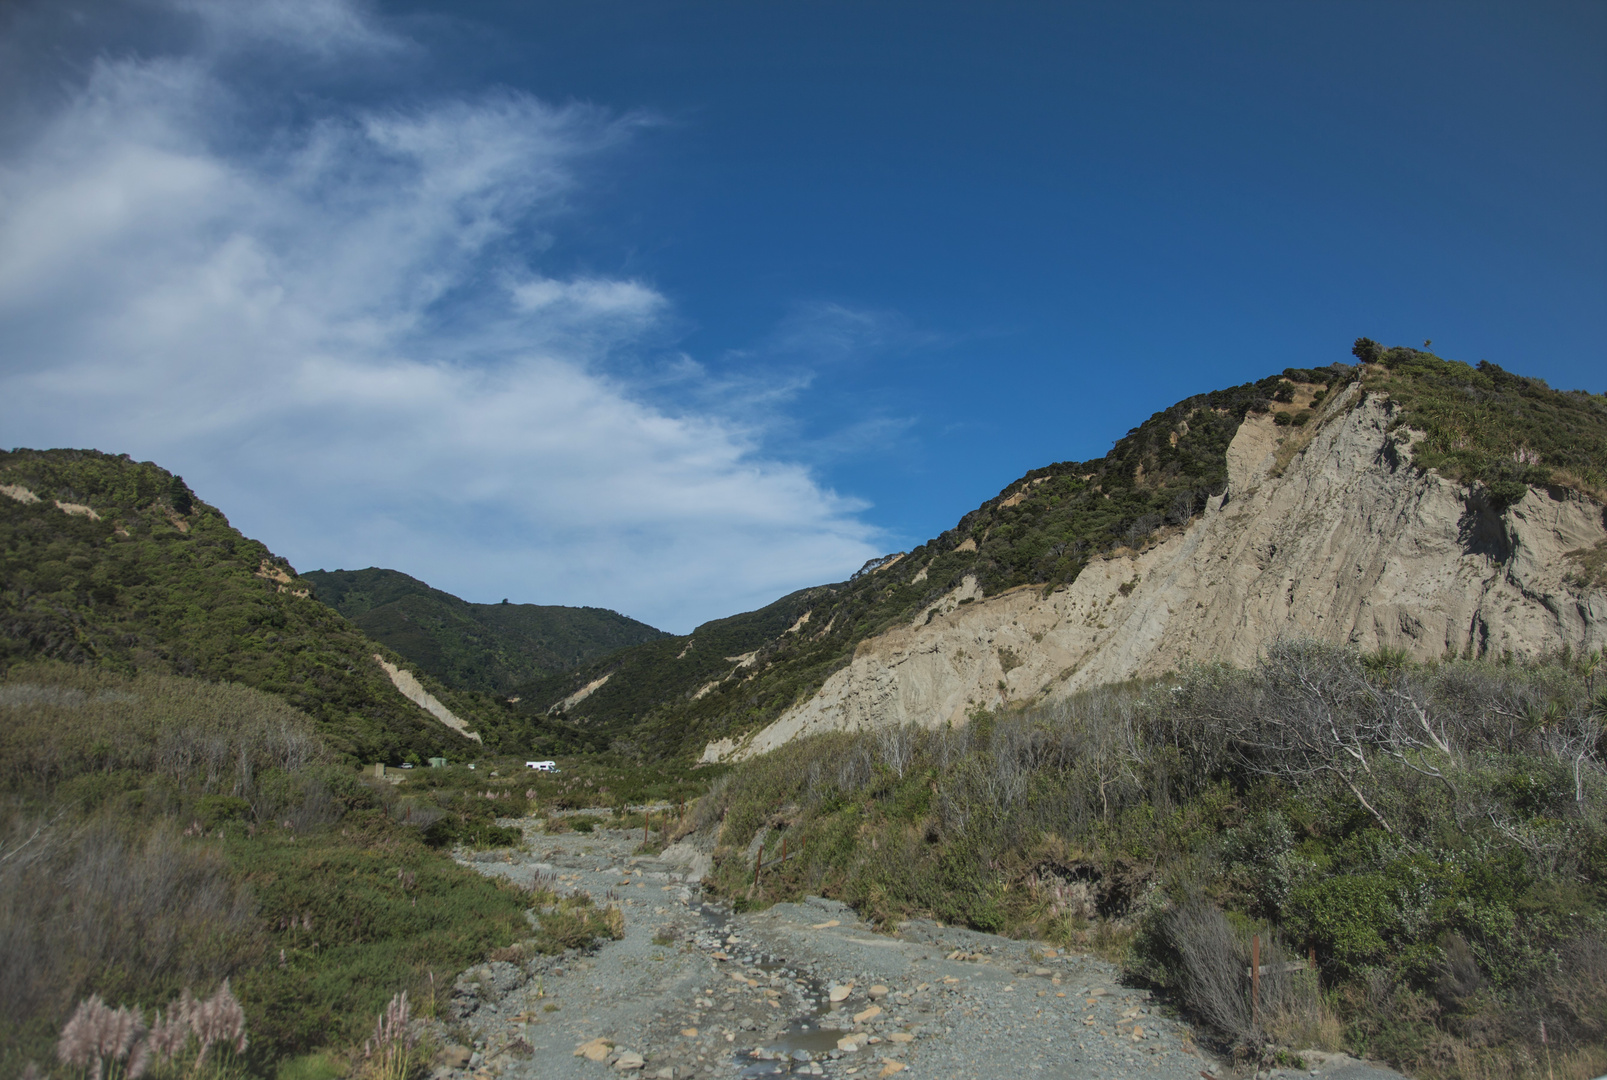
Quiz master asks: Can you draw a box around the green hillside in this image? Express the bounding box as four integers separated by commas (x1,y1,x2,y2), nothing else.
0,449,533,761
302,566,668,694
516,344,1607,760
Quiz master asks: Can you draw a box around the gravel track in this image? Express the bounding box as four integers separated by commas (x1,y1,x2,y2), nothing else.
434,823,1406,1080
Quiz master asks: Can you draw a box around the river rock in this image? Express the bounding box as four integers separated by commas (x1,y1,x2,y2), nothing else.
574,1038,612,1062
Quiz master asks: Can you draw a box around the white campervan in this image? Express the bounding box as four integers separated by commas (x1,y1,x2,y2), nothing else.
525,760,559,772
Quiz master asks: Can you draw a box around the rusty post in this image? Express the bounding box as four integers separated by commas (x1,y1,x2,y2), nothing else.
1251,935,1261,1029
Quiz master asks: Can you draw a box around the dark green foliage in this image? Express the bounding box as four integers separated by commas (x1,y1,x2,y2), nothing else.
303,567,667,694
230,820,526,1054
1285,873,1393,974
0,449,529,761
1352,337,1384,365
420,795,523,849
510,754,714,812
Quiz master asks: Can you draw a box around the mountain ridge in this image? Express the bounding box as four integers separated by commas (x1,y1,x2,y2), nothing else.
712,380,1607,760
510,344,1607,761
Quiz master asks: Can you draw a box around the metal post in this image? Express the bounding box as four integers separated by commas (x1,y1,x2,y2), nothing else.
643,810,650,847
753,844,763,888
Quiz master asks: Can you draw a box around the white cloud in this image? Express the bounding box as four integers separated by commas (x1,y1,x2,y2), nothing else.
0,0,883,631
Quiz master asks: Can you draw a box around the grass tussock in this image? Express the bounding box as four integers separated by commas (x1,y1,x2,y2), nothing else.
522,880,626,955
696,640,1607,1080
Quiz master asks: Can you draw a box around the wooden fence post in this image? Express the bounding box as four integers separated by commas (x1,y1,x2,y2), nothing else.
1251,935,1261,1029
643,809,650,847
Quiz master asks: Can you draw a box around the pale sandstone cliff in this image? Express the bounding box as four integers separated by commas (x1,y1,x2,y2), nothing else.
705,386,1607,762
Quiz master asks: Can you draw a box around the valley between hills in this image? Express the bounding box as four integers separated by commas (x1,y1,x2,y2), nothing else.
3,342,1605,1080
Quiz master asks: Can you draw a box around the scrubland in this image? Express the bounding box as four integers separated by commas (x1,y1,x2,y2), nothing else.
0,665,536,1079
691,641,1607,1080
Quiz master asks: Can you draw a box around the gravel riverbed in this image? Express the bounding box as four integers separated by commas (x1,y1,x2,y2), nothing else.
431,820,1406,1080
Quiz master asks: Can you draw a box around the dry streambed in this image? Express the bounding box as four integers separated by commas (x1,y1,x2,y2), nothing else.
432,822,1402,1080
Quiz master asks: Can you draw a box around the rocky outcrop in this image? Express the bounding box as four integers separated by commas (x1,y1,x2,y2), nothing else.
706,387,1607,761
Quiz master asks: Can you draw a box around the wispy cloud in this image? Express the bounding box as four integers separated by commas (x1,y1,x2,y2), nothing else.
172,0,410,58
0,0,882,631
765,301,947,363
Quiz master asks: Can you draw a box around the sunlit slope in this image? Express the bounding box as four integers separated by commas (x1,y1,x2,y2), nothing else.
0,449,524,760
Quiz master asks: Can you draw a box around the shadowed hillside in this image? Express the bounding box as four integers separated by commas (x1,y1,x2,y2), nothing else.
303,567,668,695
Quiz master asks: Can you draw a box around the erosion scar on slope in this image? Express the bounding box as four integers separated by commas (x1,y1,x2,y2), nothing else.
373,655,482,743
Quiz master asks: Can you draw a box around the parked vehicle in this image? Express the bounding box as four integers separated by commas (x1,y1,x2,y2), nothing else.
525,760,559,772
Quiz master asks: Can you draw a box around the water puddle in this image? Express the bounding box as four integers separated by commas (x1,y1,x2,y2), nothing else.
684,901,855,1076
731,956,846,1077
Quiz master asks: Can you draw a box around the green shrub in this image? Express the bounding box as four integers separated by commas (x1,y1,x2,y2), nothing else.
1287,874,1393,975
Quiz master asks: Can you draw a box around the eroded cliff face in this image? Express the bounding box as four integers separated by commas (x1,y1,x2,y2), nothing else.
705,387,1607,762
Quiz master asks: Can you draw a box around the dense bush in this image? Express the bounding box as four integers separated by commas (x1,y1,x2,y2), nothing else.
692,642,1607,1080
1358,348,1607,501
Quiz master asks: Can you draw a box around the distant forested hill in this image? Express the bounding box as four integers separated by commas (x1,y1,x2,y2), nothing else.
303,567,669,694
0,449,534,761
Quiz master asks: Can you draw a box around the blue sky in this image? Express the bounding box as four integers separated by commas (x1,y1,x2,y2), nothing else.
1,1,1602,632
